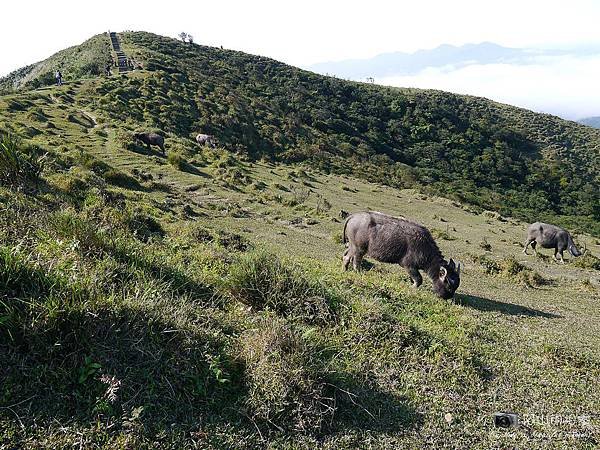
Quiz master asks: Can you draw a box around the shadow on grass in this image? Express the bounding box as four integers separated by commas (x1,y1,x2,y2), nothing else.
455,293,561,319
1,301,420,445
326,376,421,433
0,303,252,444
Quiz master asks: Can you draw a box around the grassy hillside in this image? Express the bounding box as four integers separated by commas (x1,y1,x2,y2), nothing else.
1,32,600,448
2,31,599,236
0,34,111,92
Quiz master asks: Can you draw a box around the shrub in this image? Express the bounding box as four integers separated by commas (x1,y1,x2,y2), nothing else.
115,130,137,151
167,152,187,170
121,209,165,242
0,133,45,188
238,319,334,433
215,231,249,252
50,210,108,256
472,254,501,275
479,237,492,252
572,252,600,271
103,169,141,189
227,251,335,325
473,254,548,286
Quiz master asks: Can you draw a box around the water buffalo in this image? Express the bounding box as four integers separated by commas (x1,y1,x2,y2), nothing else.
523,222,584,263
196,133,216,148
343,211,461,299
134,132,165,155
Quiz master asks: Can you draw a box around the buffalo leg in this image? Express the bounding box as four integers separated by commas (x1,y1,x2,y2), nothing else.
350,245,365,272
523,238,535,255
531,241,537,256
353,253,364,271
342,248,353,271
553,249,565,264
406,267,422,288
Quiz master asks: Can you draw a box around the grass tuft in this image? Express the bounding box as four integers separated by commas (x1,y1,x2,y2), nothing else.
227,251,336,325
238,318,334,433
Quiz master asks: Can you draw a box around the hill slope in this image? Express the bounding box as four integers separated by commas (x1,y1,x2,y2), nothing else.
1,32,600,448
2,31,599,235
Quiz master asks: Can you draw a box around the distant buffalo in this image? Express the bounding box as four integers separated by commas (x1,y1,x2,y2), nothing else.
523,222,585,263
343,211,461,299
134,132,165,155
196,133,216,148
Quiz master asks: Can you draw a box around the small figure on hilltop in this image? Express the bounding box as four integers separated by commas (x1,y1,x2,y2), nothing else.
55,70,63,86
134,132,166,155
523,222,585,263
196,133,217,148
105,63,112,77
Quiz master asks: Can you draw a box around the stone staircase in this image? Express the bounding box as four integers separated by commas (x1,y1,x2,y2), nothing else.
109,32,131,73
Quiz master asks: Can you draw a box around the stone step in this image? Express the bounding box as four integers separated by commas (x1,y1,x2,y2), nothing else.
108,31,134,74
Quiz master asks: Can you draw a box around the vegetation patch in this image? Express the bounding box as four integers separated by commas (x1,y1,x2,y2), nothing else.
0,133,45,188
227,251,336,325
238,318,334,433
572,252,600,271
472,254,548,287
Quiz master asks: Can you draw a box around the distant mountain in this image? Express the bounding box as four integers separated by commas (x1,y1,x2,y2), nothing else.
308,42,574,80
579,117,600,129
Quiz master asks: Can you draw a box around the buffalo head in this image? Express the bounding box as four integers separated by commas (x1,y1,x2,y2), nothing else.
433,258,461,299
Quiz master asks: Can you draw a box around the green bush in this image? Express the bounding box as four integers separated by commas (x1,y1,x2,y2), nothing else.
121,209,165,242
572,252,600,271
0,133,45,187
103,168,142,189
238,318,334,433
167,152,187,170
227,251,335,325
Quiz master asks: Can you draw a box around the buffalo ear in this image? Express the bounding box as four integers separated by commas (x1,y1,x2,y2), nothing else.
448,258,455,269
456,262,461,276
439,266,448,280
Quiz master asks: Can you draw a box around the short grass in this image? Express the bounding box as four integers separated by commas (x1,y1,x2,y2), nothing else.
1,75,600,449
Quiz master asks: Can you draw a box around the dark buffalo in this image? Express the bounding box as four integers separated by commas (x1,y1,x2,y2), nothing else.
343,211,461,299
134,132,165,155
523,222,584,263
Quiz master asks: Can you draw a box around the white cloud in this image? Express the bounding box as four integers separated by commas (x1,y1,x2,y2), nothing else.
376,55,600,120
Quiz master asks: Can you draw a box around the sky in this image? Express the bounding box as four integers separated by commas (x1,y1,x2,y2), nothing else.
2,0,600,119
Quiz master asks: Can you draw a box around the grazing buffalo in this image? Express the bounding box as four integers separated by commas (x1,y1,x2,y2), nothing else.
343,211,461,299
134,132,165,155
523,222,584,263
196,133,216,148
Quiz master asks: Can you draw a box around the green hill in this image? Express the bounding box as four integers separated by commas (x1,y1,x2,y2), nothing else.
2,31,599,235
1,32,600,448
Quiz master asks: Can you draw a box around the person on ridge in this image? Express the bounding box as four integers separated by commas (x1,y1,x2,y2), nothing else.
55,70,63,86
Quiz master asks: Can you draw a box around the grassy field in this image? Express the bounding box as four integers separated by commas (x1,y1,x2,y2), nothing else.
1,66,600,448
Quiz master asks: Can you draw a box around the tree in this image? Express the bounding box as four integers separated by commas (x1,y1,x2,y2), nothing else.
178,32,194,44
